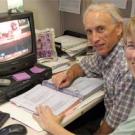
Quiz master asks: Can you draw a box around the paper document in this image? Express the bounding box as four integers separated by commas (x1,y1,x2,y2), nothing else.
65,42,88,57
59,0,81,14
55,35,87,50
52,64,70,74
38,57,70,68
63,77,104,100
43,77,104,100
10,84,79,115
0,90,105,132
38,57,70,73
0,76,104,132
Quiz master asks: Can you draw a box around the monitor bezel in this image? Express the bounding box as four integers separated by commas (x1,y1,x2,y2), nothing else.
0,11,37,76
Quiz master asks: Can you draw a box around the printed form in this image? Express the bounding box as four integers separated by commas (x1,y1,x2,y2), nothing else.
10,84,79,115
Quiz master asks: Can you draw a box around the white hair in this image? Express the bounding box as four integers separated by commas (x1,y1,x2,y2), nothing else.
83,3,123,24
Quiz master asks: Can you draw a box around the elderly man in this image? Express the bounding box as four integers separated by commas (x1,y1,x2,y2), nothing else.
34,3,135,135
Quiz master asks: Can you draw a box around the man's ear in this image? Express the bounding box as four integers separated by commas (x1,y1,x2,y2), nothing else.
116,22,123,37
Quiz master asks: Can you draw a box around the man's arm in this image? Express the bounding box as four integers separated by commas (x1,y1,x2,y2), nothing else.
95,120,114,135
67,63,85,80
52,63,85,88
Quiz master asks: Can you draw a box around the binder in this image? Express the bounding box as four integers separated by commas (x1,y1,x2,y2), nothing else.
42,77,104,100
10,84,80,115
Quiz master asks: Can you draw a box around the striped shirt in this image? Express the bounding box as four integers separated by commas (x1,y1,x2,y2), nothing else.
80,42,135,128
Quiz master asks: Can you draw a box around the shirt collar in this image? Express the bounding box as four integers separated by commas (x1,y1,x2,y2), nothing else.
99,40,124,66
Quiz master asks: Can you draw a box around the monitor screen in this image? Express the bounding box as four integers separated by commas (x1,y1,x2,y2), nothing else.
0,12,37,76
0,18,32,62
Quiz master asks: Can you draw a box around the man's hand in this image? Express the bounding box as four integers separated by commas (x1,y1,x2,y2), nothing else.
52,64,84,89
52,71,72,89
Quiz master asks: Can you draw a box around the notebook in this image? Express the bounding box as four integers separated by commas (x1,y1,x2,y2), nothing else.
9,77,104,131
43,77,104,100
10,84,80,115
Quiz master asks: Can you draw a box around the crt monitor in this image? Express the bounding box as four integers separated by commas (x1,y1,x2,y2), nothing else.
0,11,37,76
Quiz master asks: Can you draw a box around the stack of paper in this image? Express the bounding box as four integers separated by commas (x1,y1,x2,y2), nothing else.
55,35,87,49
55,35,88,57
66,43,88,57
38,57,70,73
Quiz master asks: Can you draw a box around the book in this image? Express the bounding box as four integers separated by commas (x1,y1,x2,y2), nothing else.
10,84,80,115
2,77,104,131
10,77,104,117
0,90,105,132
43,77,104,100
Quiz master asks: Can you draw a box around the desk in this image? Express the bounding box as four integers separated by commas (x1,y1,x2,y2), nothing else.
0,90,104,135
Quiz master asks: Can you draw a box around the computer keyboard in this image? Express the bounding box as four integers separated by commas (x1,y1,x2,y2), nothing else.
0,111,10,127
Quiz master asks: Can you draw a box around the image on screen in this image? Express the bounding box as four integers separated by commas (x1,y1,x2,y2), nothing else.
0,18,32,62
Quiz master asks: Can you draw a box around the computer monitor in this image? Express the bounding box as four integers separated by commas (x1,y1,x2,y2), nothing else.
0,11,37,76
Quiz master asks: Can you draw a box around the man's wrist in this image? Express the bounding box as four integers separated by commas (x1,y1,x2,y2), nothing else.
67,64,84,80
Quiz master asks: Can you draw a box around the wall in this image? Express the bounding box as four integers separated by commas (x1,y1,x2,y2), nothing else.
24,0,61,36
0,0,8,13
61,0,92,34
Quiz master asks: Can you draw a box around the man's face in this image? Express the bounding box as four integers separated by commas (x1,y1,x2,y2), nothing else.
125,36,135,77
84,11,122,56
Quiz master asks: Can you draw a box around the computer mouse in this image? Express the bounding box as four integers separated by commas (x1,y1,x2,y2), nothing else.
0,124,27,135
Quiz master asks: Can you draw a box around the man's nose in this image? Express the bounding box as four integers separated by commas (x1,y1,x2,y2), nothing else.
91,32,100,44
